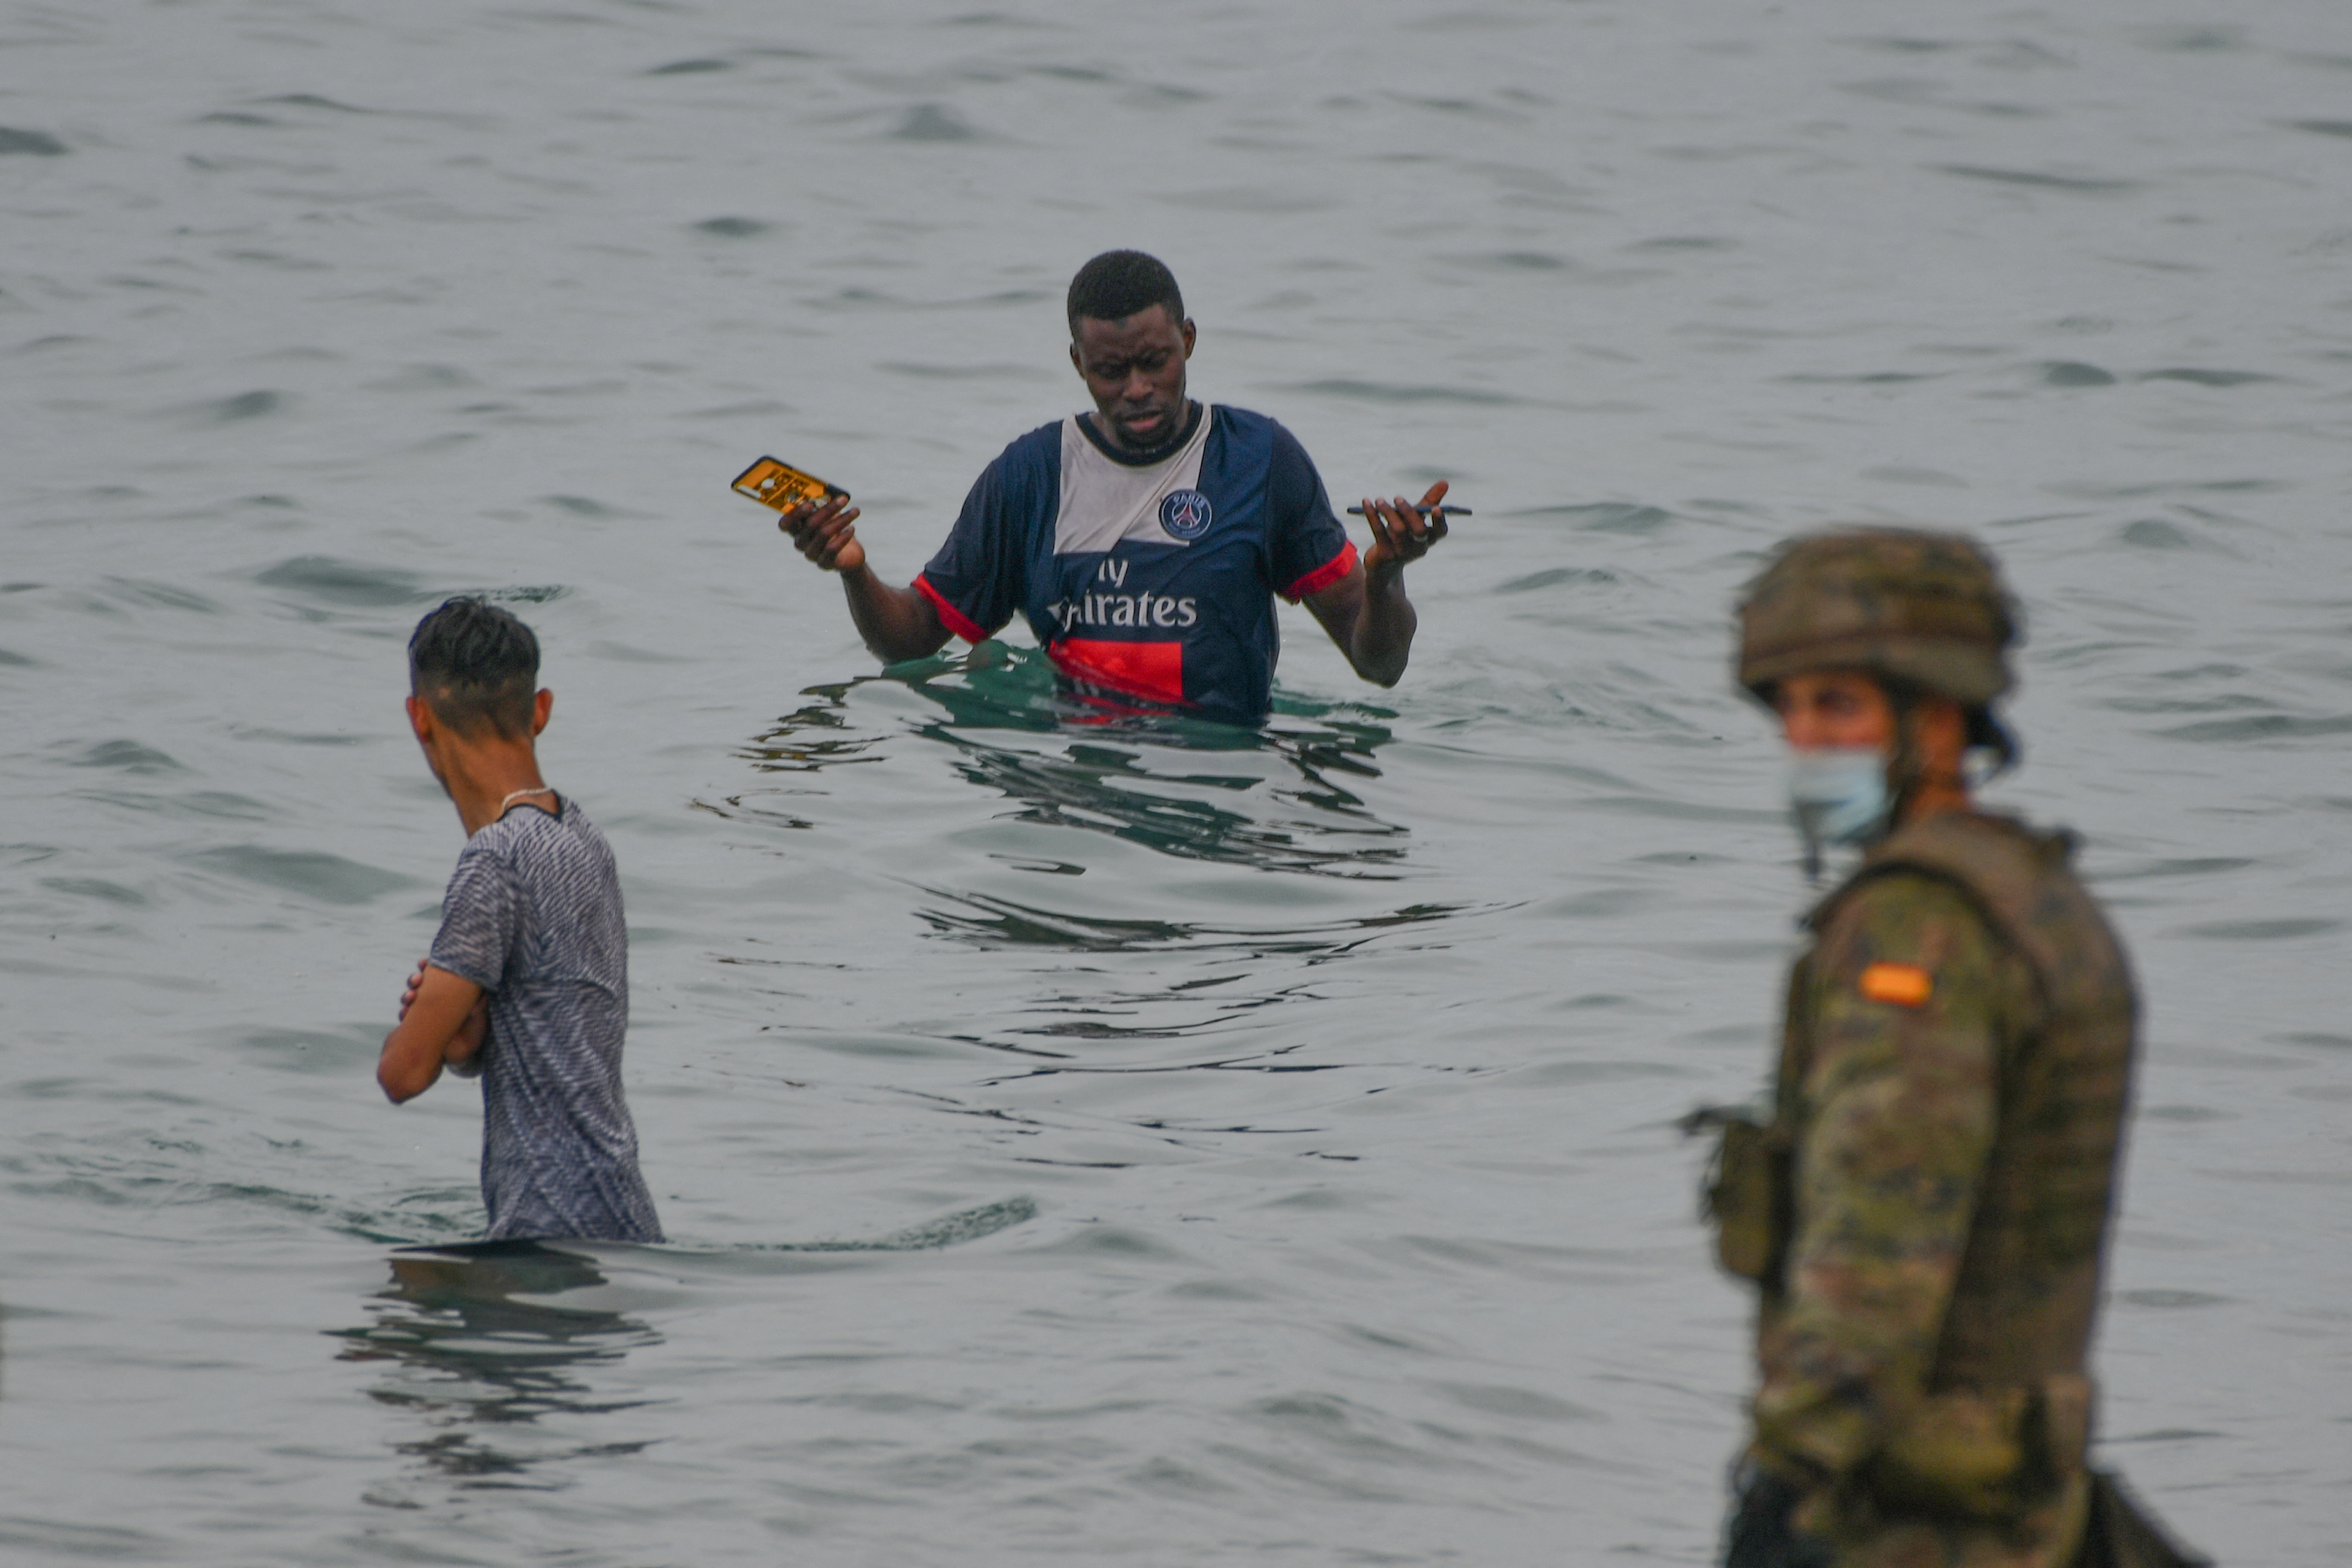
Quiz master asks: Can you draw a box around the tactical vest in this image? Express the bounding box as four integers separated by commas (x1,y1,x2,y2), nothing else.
1717,811,2139,1520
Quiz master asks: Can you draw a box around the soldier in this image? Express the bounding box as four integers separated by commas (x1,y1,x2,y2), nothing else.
1697,530,2204,1568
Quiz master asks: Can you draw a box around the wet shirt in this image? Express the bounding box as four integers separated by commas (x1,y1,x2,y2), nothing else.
912,403,1356,722
428,797,662,1242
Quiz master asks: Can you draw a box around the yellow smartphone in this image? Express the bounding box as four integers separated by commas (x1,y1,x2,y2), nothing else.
731,456,849,512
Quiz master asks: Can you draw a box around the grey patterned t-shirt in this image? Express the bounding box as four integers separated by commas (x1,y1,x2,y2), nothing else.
428,796,662,1242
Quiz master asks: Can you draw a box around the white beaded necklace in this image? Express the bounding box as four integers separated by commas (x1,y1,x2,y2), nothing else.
496,786,557,815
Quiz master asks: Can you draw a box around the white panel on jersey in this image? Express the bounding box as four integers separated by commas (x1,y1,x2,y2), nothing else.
1053,406,1214,556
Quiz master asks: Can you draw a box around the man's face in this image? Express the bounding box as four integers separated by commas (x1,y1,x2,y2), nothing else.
1069,303,1196,452
1772,669,1894,752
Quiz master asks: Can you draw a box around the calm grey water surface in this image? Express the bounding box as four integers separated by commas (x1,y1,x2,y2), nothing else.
5,2,2350,1563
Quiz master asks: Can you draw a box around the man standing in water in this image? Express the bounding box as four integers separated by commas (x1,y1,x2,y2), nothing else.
776,250,1451,722
377,597,662,1244
1701,532,2200,1567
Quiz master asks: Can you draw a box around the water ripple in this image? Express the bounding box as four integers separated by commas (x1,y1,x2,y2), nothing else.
0,127,69,156
187,846,416,904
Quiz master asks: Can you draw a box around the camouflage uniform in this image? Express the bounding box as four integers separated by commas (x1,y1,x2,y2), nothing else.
1751,811,2135,1567
1710,530,2143,1568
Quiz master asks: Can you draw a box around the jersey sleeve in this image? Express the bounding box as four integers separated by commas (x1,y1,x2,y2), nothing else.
1751,873,2026,1485
1264,421,1355,602
914,438,1047,645
428,842,523,994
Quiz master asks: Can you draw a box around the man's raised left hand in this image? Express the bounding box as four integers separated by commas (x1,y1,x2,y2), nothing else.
1358,481,1453,573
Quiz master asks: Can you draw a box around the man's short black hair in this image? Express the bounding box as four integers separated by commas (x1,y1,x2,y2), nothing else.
409,596,540,740
1067,250,1184,337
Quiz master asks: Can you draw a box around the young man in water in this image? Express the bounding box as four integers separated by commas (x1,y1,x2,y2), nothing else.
376,596,662,1243
775,249,1453,723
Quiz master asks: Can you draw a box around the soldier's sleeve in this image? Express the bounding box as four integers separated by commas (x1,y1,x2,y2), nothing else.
1750,871,2028,1484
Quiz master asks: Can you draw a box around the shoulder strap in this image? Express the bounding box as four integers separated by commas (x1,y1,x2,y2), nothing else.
1815,814,2066,994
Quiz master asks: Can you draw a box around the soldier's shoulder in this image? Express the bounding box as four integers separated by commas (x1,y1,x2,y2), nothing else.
1803,869,2038,1035
1877,809,2093,885
1819,867,1999,952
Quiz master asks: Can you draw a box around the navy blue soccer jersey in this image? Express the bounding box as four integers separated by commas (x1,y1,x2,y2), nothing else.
913,403,1356,722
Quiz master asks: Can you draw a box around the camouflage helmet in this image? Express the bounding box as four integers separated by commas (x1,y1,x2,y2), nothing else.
1736,528,2019,707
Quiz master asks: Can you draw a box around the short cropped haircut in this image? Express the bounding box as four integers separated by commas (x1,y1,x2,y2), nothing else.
1067,250,1184,337
408,596,540,740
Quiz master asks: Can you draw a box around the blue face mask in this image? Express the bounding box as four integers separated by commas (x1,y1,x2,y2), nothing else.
1788,747,1892,878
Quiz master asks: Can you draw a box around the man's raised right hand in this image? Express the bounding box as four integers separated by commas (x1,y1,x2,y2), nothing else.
781,494,866,573
773,492,952,664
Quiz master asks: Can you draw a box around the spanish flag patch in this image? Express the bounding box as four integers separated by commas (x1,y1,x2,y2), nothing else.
1859,962,1934,1007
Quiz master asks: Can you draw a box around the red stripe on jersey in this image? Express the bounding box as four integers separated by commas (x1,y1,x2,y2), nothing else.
1050,638,1185,705
1283,539,1357,602
914,574,990,645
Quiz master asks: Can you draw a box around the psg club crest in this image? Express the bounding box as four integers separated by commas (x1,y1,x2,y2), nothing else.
1159,489,1214,541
